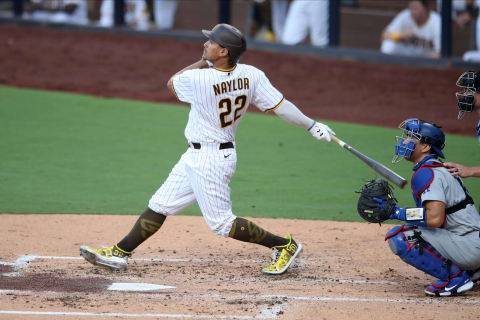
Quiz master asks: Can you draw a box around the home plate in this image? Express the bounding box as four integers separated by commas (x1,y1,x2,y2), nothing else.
108,283,176,291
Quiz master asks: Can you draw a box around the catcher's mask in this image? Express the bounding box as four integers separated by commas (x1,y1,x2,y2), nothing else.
456,71,479,119
202,24,247,64
393,118,445,163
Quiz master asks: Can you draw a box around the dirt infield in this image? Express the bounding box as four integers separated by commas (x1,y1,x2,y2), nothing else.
1,214,479,320
0,24,478,136
1,24,480,319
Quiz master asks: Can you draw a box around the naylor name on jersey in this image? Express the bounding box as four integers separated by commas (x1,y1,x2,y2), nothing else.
213,78,250,96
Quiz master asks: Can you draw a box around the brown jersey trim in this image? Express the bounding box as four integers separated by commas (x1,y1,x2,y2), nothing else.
264,97,285,113
171,80,179,100
214,65,237,72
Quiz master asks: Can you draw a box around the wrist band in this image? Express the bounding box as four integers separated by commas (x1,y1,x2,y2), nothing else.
307,120,316,131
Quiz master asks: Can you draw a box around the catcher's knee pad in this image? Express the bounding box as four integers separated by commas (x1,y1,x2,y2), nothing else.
385,225,412,255
386,226,460,280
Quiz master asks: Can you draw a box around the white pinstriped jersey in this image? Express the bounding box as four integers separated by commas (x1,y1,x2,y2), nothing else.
171,63,284,143
385,9,441,53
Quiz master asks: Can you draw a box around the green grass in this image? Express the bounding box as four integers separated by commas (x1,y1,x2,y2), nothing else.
1,85,479,221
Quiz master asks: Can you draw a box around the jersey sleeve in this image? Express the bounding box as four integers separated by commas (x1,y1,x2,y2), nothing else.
386,9,409,33
419,169,447,205
251,71,284,113
171,70,195,103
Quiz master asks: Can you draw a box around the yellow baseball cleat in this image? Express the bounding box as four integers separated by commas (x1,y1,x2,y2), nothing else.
262,234,302,275
79,245,131,271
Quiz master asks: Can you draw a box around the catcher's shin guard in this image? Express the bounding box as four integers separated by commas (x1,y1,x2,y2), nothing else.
385,226,473,296
386,226,457,279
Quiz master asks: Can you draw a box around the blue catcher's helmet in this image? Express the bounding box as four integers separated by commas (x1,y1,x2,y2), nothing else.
392,118,445,163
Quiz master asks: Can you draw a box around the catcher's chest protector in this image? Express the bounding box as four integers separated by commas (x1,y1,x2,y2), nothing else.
411,163,444,207
411,161,474,223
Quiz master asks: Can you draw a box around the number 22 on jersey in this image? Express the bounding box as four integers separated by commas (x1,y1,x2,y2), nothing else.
218,95,247,128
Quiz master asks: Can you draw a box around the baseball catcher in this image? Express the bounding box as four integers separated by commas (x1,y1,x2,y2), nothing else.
357,118,480,297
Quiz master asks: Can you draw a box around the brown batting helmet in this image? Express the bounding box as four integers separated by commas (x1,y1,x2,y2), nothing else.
202,24,247,63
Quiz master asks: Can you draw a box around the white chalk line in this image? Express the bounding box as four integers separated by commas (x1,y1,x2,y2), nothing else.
3,255,480,309
275,277,394,285
0,289,60,295
5,255,264,264
263,294,480,305
0,255,394,285
0,255,37,277
156,293,480,306
2,290,479,320
0,309,279,319
1,288,479,319
1,289,479,306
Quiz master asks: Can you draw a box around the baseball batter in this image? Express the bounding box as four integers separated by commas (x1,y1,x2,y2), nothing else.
80,24,334,275
379,118,480,296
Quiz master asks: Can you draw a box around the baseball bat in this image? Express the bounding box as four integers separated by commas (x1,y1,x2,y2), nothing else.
330,135,408,189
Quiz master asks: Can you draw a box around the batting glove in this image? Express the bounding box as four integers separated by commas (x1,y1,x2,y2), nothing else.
308,121,335,142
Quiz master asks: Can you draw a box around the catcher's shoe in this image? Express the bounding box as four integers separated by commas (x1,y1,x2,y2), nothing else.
262,234,302,275
425,271,473,297
79,244,131,271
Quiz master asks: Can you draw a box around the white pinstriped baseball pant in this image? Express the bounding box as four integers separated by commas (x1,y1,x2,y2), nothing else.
148,143,237,237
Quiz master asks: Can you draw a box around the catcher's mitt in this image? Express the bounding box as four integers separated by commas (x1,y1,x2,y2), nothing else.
357,179,397,224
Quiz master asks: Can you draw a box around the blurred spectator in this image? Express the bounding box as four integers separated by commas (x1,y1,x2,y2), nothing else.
86,0,103,23
271,0,288,41
281,0,328,47
381,0,441,58
98,0,149,30
25,0,88,25
153,0,177,30
445,0,480,61
437,0,479,30
248,0,276,42
437,0,480,61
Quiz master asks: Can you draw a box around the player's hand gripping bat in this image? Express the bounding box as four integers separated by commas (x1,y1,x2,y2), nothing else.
330,135,407,189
